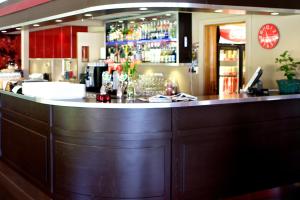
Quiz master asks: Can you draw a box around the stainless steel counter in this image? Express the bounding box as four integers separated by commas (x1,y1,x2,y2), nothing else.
1,90,300,108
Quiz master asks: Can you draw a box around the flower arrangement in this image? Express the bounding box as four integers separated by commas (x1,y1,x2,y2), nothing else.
120,58,139,78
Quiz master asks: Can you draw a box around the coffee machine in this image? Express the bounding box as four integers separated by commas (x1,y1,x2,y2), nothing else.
85,60,108,92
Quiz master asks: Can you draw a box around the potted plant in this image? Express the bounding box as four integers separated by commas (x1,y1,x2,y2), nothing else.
275,50,300,94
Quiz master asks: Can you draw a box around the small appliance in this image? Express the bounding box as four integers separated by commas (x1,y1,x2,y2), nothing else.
85,60,108,92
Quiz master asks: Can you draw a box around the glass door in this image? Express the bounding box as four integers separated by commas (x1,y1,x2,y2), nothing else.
218,45,240,95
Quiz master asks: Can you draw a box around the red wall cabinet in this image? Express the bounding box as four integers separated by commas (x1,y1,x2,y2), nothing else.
61,26,71,58
29,26,87,58
35,30,45,58
53,27,62,58
29,31,36,58
44,28,54,58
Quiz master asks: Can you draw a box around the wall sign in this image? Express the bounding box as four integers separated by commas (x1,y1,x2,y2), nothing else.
258,23,280,49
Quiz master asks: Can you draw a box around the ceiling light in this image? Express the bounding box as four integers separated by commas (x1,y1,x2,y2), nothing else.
130,21,135,24
1,30,7,33
165,13,172,16
152,18,157,21
139,8,148,11
140,17,146,21
270,12,279,16
33,24,40,27
118,20,123,23
55,19,63,23
214,9,223,13
84,13,93,17
0,0,7,4
16,27,22,30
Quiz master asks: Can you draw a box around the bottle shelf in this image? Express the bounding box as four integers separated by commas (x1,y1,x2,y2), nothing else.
106,38,177,46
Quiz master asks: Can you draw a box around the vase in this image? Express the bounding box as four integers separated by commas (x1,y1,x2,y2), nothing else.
276,79,300,94
126,76,135,100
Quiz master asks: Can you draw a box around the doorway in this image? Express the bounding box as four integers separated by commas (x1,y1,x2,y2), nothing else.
204,22,246,95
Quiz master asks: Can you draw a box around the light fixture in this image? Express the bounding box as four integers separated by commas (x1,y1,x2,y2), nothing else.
140,17,146,21
139,8,148,11
1,30,7,33
16,27,22,30
130,21,135,24
33,24,40,27
152,18,157,21
270,12,279,16
214,9,223,13
84,13,93,17
55,19,63,23
0,0,7,4
118,20,123,23
165,13,172,16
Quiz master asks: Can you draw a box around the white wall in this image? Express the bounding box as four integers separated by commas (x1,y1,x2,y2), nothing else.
77,32,105,75
249,15,300,89
195,12,300,93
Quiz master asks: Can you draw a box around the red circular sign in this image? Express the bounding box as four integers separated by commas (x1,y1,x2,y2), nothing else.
258,24,280,49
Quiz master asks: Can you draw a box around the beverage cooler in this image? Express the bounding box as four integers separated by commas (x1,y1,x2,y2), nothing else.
217,44,245,95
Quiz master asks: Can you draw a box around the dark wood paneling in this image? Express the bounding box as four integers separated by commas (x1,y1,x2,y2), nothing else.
53,107,171,133
0,94,50,123
53,106,172,200
0,94,51,193
179,12,192,63
172,99,300,199
55,139,170,200
1,118,50,191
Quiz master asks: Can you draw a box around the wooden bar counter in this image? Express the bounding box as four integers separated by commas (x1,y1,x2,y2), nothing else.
1,91,300,200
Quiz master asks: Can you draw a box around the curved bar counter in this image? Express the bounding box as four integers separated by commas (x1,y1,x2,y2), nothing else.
1,91,300,200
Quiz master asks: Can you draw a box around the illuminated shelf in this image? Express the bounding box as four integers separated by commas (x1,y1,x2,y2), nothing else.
106,38,177,46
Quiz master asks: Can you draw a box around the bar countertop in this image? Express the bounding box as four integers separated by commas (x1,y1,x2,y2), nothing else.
1,90,300,108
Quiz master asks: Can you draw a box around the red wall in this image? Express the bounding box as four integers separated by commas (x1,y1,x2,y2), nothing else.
0,34,21,69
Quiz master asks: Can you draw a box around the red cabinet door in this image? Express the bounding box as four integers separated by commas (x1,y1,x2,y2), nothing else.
29,32,36,58
35,30,45,58
61,26,71,58
53,27,62,58
44,29,54,58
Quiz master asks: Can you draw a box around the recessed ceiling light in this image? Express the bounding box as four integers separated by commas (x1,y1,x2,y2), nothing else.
270,12,279,16
130,21,135,24
118,20,123,23
165,13,172,17
84,13,93,17
16,27,22,30
1,30,7,33
152,18,157,21
139,8,148,11
0,0,7,4
55,19,63,23
33,24,40,27
214,9,223,13
140,17,146,21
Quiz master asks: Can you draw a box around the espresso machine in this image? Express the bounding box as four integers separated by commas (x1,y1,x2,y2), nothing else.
85,60,108,92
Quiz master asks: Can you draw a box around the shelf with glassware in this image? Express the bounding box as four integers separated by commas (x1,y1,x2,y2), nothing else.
105,12,192,64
